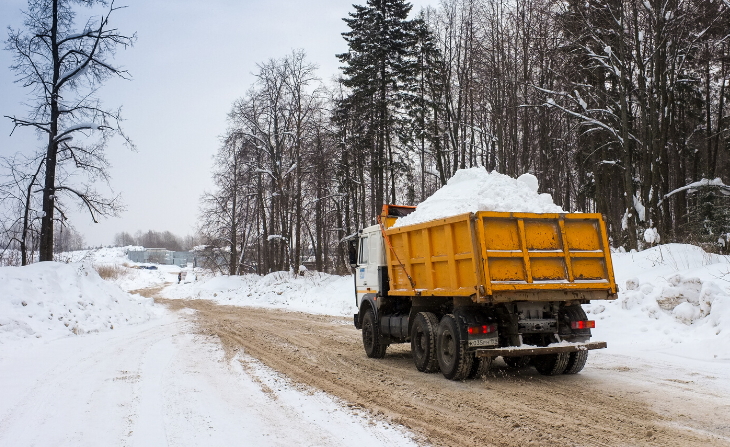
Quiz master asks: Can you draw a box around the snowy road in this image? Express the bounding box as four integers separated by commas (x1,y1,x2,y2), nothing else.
177,299,730,447
0,311,418,447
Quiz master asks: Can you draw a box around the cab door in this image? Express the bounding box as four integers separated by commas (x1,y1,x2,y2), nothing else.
355,228,384,307
355,234,370,289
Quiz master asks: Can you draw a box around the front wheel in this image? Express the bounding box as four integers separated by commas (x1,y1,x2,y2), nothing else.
436,314,473,380
362,308,387,358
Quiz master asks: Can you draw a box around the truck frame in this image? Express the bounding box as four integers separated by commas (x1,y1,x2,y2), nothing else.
350,205,617,380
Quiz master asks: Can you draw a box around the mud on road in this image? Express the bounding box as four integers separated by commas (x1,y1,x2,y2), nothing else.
158,299,729,447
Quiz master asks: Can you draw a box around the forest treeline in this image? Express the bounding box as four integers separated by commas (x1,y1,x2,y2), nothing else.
113,230,197,252
199,0,730,275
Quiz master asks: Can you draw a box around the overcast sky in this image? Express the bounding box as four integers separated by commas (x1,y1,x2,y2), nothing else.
0,0,435,247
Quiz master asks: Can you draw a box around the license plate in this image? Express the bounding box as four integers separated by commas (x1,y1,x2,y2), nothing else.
468,337,498,347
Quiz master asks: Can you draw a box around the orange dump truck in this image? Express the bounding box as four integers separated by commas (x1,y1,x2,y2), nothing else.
349,205,617,380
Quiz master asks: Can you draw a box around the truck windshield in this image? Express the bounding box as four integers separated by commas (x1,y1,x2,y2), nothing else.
359,236,369,264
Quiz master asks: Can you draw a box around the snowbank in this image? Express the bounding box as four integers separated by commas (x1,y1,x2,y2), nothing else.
161,271,356,316
393,168,564,228
111,265,185,292
587,244,730,362
54,245,141,264
0,262,161,343
56,246,191,292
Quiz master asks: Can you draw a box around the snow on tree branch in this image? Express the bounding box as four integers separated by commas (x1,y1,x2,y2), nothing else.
659,179,730,206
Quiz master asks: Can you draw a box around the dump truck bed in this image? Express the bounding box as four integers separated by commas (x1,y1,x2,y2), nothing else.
383,211,617,302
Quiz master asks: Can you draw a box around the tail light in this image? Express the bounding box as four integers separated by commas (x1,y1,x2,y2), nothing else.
571,320,596,330
468,324,498,335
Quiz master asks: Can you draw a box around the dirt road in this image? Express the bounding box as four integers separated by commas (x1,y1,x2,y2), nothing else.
157,298,729,447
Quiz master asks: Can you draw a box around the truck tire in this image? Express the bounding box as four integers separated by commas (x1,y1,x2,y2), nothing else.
436,314,473,380
563,350,589,374
411,312,440,373
533,352,570,376
560,305,591,339
503,356,530,369
467,355,492,379
559,305,590,374
362,308,387,358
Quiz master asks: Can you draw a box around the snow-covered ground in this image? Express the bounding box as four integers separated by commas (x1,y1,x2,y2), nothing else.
0,252,418,446
0,314,418,446
55,246,185,292
2,241,730,444
158,244,730,365
585,243,730,401
0,261,160,342
589,243,730,363
161,271,357,316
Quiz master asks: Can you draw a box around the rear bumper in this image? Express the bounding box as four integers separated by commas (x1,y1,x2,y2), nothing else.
475,341,607,358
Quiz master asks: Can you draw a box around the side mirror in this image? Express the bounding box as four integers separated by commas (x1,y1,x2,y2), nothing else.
348,239,358,267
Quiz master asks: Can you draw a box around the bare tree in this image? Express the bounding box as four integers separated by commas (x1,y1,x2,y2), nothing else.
53,223,85,252
0,153,45,265
198,132,250,275
5,0,135,261
113,231,134,246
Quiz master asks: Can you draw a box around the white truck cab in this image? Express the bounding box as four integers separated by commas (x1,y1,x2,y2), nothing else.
354,224,385,307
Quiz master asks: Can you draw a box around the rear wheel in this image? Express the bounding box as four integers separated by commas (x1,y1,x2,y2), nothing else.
437,314,473,380
503,356,530,369
411,312,440,373
362,308,387,358
559,304,591,374
467,355,492,379
533,352,570,376
563,350,589,374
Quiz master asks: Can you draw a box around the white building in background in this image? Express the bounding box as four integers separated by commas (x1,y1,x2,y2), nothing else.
127,248,196,267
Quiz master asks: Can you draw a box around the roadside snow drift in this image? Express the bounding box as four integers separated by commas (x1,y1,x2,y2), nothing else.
58,246,189,292
161,271,355,316
587,244,730,361
0,262,159,342
393,167,564,228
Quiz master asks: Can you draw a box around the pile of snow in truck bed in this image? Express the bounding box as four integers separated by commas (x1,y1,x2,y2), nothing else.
0,262,160,343
393,168,564,228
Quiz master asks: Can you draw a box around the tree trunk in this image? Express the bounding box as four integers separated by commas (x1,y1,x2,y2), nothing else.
39,0,60,262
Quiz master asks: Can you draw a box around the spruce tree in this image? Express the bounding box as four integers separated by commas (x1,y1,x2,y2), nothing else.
683,186,730,252
409,14,447,197
337,0,417,219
